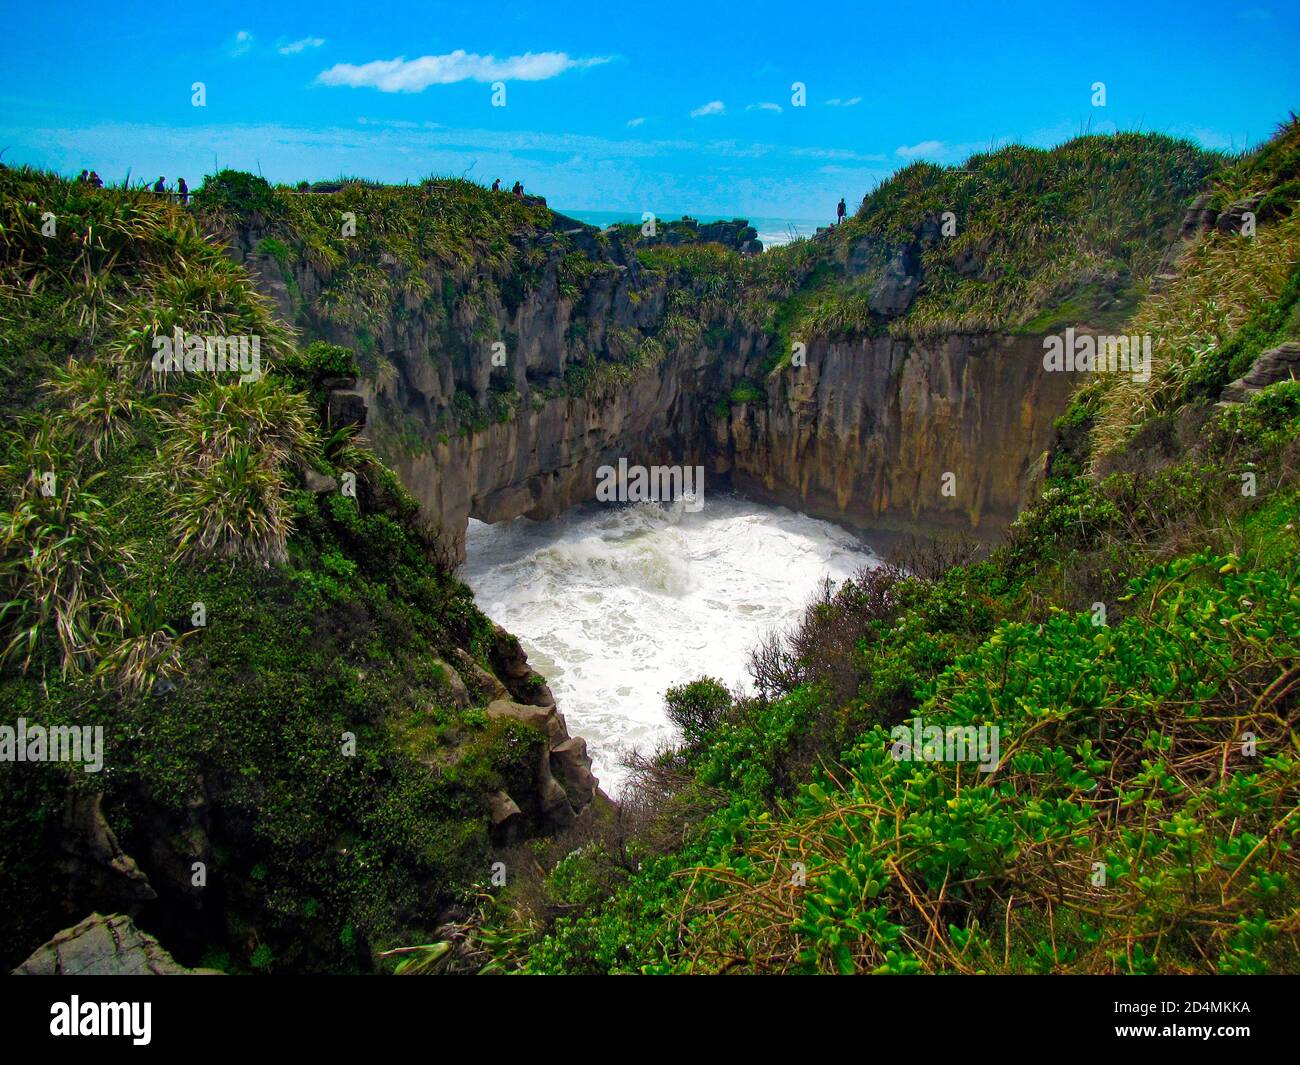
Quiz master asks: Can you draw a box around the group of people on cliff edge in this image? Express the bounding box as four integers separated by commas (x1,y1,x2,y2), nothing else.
77,170,189,204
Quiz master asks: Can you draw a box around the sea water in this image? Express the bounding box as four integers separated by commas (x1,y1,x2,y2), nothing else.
461,495,879,792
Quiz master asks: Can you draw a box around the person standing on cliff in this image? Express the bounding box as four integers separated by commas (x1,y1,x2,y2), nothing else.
837,197,847,225
177,177,189,205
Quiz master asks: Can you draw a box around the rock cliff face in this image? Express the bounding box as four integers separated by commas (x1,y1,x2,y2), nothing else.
717,333,1079,545
229,215,1078,558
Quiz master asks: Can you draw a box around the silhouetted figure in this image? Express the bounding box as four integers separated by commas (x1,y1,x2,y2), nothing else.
177,177,189,205
491,178,501,191
88,171,103,188
512,181,524,198
837,198,846,224
153,176,166,194
77,170,88,183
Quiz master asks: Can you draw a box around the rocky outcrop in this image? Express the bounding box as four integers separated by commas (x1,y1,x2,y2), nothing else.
59,793,157,915
1215,193,1266,235
13,913,220,976
625,216,762,255
1154,188,1271,292
488,624,557,706
1218,342,1300,405
226,206,1082,560
550,738,598,808
482,691,598,838
487,790,524,846
718,333,1079,543
438,637,599,843
1154,193,1218,291
869,244,923,317
367,319,1076,553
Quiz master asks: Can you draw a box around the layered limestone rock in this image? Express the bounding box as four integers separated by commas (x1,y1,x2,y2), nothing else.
365,320,1077,555
13,913,220,976
717,333,1080,544
225,207,1082,562
1219,341,1300,405
481,697,595,839
422,643,600,843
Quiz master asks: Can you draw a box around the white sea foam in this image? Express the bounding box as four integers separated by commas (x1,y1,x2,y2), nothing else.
461,495,879,792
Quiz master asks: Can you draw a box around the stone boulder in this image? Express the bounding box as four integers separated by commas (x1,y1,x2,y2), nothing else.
13,913,220,976
1215,193,1265,235
432,657,472,708
1218,342,1300,405
487,790,524,846
550,737,598,807
486,698,565,744
303,467,338,494
327,389,367,429
450,648,509,701
869,245,922,317
489,624,557,707
534,749,576,832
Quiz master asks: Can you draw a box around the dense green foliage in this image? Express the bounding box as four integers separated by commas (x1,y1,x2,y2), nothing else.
0,167,540,971
629,133,1219,362
473,121,1300,975
1,117,1294,977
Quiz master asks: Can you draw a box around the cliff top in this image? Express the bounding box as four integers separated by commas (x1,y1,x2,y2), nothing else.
760,131,1223,345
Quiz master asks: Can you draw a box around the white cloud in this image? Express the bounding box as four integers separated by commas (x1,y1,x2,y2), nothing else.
316,50,610,92
279,37,326,56
895,139,946,158
229,30,254,58
1190,126,1232,150
690,100,725,118
747,102,783,113
892,138,996,165
626,116,645,128
791,146,886,162
826,96,862,107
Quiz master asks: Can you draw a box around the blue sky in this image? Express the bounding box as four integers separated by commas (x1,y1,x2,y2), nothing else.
2,0,1296,220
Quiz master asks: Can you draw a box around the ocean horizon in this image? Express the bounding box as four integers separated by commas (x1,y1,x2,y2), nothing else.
556,208,825,248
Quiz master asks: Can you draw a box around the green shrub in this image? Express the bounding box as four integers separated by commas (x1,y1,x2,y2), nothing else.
663,677,731,747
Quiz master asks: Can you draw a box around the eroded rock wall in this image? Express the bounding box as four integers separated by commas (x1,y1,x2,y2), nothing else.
718,333,1079,545
229,219,1078,556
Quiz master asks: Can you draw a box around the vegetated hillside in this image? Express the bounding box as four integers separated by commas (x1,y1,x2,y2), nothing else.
0,168,599,973
0,119,1281,976
467,116,1300,975
607,216,763,256
199,134,1223,561
195,172,666,430
208,131,1219,421
747,132,1221,353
